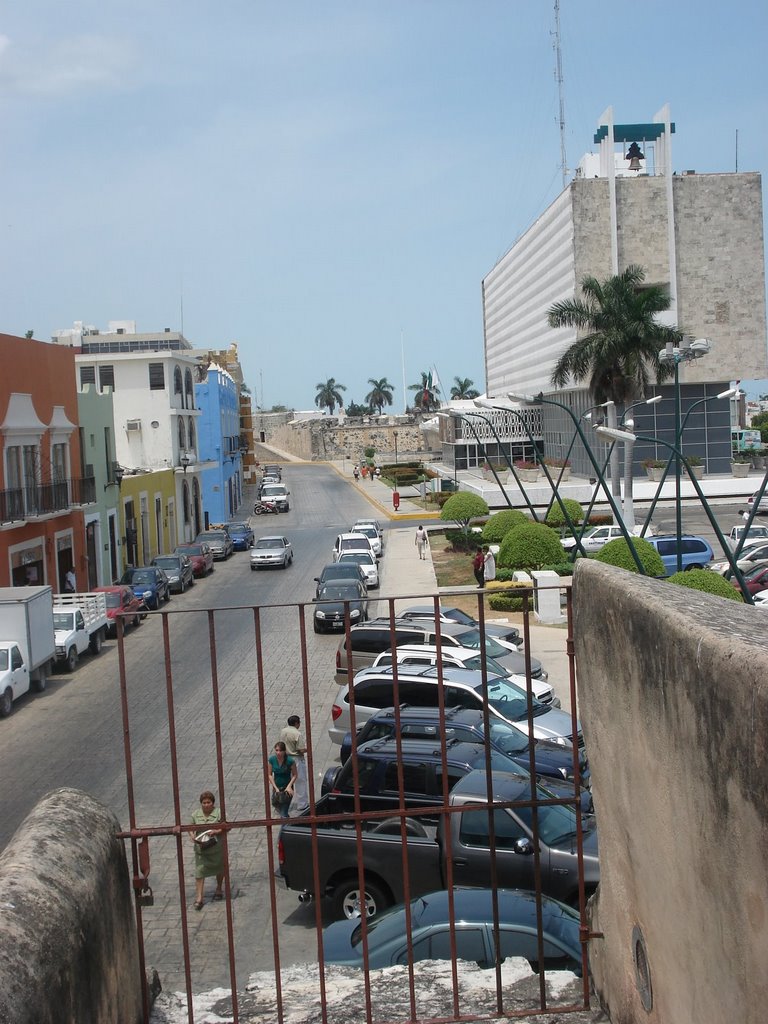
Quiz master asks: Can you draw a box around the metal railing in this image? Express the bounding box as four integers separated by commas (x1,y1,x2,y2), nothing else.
0,477,95,522
114,585,595,1024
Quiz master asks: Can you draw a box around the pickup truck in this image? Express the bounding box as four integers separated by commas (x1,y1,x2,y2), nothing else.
52,592,109,672
278,769,599,920
0,586,56,717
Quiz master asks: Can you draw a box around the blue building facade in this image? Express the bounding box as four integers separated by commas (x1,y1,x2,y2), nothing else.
195,367,243,524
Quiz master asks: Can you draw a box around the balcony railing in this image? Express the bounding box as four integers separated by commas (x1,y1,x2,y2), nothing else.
0,477,96,523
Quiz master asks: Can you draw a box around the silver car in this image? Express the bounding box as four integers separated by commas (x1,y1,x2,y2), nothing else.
250,535,293,570
195,530,233,560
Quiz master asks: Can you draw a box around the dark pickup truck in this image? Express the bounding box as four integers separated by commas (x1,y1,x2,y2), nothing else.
278,768,599,920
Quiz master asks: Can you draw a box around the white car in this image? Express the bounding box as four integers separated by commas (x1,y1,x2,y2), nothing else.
249,535,293,569
371,645,557,706
709,542,768,575
332,532,374,563
561,525,624,553
747,492,768,516
726,524,768,552
350,523,382,557
337,550,379,589
752,589,768,608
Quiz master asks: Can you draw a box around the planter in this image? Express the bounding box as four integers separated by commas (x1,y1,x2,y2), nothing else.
515,468,541,483
550,467,571,482
644,467,663,482
731,462,751,478
687,465,704,480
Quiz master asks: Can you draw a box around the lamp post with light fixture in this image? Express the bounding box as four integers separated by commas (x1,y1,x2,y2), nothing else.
596,425,753,601
657,338,711,571
180,453,191,474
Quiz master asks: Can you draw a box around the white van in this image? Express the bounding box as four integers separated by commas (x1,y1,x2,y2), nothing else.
332,532,373,562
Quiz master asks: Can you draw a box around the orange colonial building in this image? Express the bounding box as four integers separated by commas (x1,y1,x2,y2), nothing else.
0,333,91,592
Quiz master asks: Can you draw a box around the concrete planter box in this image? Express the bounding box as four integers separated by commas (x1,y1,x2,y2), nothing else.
687,464,704,479
731,463,751,478
644,467,664,481
545,466,571,482
482,468,509,483
515,468,541,483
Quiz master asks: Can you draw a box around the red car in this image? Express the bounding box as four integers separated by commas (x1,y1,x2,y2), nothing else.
94,585,145,635
732,562,768,596
175,542,214,578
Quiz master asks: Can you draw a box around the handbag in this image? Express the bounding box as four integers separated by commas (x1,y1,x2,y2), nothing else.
271,788,292,808
196,829,218,850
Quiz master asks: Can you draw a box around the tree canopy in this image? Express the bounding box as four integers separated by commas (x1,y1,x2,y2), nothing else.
439,492,489,537
548,265,681,404
409,371,441,412
365,378,394,415
450,376,480,400
314,378,347,415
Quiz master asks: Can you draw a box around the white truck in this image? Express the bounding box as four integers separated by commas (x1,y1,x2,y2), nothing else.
52,592,109,672
0,586,57,717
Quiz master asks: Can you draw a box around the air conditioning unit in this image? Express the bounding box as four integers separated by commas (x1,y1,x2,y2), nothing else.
126,419,142,432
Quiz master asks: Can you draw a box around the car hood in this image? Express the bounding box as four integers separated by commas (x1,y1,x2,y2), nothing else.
510,705,580,746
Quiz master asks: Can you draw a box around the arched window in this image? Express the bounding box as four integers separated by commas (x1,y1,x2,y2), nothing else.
182,479,191,525
188,418,196,454
185,368,194,410
173,366,183,398
178,418,187,453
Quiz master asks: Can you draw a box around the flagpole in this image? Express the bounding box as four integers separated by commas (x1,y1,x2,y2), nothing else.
401,329,407,413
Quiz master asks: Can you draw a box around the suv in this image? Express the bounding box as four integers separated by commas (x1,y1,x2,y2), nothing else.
339,705,590,793
647,535,714,574
371,645,557,706
350,523,382,558
333,532,374,562
258,483,290,513
334,618,546,686
329,665,583,749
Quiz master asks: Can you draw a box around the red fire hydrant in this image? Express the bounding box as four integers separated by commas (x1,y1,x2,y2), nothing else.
392,491,400,511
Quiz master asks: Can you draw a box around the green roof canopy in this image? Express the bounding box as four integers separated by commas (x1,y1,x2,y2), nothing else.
594,122,675,145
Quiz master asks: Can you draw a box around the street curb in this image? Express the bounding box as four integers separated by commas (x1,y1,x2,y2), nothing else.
327,461,441,522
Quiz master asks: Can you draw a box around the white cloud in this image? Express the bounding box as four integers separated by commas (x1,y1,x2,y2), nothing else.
0,32,137,98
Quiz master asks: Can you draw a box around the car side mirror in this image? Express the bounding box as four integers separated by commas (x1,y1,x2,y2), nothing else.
513,837,535,856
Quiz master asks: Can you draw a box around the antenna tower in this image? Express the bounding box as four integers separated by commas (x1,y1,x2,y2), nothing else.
554,0,568,188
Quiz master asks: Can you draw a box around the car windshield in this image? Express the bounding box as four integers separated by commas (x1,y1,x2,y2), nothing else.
458,653,510,676
0,651,8,671
467,749,521,773
744,563,768,580
256,539,284,549
198,533,224,542
53,612,75,629
340,552,375,566
178,545,203,555
444,607,475,626
153,558,178,568
230,524,249,534
485,718,531,754
353,526,376,538
478,677,545,721
319,585,361,600
261,486,285,496
130,571,156,584
453,628,509,660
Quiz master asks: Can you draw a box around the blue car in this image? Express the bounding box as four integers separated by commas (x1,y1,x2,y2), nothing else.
322,888,584,973
120,566,171,610
228,522,254,550
647,535,714,575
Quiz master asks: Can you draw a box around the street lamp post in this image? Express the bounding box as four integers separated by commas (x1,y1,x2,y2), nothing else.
616,394,664,531
393,430,399,465
597,425,753,602
508,392,646,572
657,337,711,572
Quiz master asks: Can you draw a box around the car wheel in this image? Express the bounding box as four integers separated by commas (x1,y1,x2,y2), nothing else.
164,589,171,603
66,646,78,673
250,564,257,571
313,620,321,634
685,563,703,571
331,878,390,921
0,688,12,718
133,614,141,628
89,629,103,655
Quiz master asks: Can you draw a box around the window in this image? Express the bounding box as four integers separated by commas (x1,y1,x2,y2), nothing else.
149,363,165,390
178,418,187,451
188,418,196,451
51,443,67,481
459,808,526,849
104,427,112,478
98,365,115,391
79,366,96,387
382,760,429,795
5,445,21,489
173,366,183,395
184,368,194,409
336,760,378,793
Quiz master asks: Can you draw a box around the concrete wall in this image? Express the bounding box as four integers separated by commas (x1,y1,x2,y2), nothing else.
573,561,768,1024
0,788,142,1024
269,418,427,463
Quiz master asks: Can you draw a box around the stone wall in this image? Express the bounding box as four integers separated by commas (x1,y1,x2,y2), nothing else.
574,561,768,1024
268,418,428,463
0,788,142,1024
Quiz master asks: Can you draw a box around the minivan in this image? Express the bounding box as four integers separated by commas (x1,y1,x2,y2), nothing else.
333,533,373,562
647,535,714,575
334,618,546,686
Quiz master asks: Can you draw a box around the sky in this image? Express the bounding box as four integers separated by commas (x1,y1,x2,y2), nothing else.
1,1,766,410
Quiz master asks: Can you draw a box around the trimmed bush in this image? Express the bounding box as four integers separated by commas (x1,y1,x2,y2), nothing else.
545,499,585,530
444,528,481,552
482,509,529,544
667,569,743,602
498,522,565,572
540,562,575,576
595,537,665,576
488,582,534,613
440,493,490,538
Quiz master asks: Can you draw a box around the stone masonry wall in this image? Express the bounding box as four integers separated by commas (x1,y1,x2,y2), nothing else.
267,419,428,463
0,788,142,1024
574,561,768,1024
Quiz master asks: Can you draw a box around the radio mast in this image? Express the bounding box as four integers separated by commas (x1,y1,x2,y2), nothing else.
554,1,568,189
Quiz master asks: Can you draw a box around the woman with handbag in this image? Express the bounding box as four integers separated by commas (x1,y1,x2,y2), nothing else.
268,741,297,818
190,790,225,910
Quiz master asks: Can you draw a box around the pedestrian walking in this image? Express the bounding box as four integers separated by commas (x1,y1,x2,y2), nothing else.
280,715,309,816
267,741,297,818
483,545,496,584
353,466,360,481
190,790,225,910
64,567,76,593
472,549,485,588
415,525,428,560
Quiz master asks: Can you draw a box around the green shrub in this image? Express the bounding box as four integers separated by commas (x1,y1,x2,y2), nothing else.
545,498,585,530
444,528,481,551
440,493,490,538
498,522,565,571
540,562,575,576
594,537,665,575
488,582,533,613
667,569,743,601
482,509,529,543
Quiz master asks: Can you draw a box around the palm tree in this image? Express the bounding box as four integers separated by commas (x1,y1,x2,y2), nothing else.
408,371,441,412
365,377,394,415
548,264,682,519
450,376,480,400
314,378,346,415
